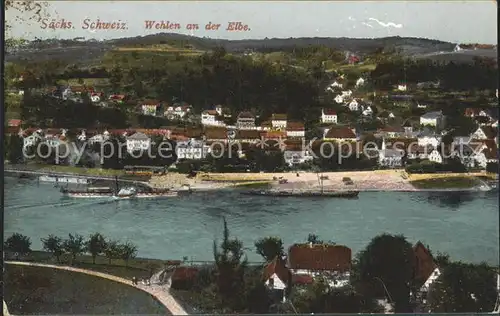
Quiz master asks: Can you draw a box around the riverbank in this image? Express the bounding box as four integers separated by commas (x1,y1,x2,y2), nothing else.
5,164,496,191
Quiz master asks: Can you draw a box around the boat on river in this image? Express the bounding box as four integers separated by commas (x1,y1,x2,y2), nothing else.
39,175,91,184
60,176,178,199
241,189,359,198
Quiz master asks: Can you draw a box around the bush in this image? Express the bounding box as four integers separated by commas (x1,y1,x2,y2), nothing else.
486,162,498,173
406,160,467,174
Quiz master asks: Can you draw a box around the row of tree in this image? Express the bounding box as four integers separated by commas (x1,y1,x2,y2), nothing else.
4,232,138,266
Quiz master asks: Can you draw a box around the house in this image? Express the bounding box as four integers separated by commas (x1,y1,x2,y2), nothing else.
164,103,192,119
428,148,443,163
348,55,360,64
140,100,161,116
418,129,442,148
407,144,432,160
378,111,395,122
214,105,231,118
126,132,151,153
176,139,209,160
236,112,256,129
287,243,352,288
283,140,313,166
90,92,103,103
348,99,359,111
262,256,291,303
378,138,404,168
416,102,427,109
22,130,43,149
464,108,481,118
329,81,343,89
420,111,444,128
397,84,407,91
323,126,357,142
470,126,498,141
201,110,224,126
413,242,441,308
377,126,404,138
109,94,126,103
271,114,287,130
341,90,352,98
334,95,344,104
321,109,338,124
286,122,305,138
454,44,462,52
471,140,498,168
89,130,111,144
355,77,365,87
8,119,22,127
362,106,373,117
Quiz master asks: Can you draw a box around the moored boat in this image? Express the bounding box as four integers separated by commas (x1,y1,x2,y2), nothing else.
240,189,359,198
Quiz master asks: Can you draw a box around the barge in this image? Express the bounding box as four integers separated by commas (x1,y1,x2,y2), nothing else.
241,189,359,198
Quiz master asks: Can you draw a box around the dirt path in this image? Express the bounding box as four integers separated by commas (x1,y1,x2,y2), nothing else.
5,261,187,315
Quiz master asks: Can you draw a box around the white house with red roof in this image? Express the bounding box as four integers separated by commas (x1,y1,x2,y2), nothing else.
321,109,337,124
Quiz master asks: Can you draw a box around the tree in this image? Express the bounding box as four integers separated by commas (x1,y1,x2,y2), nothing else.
254,236,284,262
5,233,32,259
5,1,48,33
306,233,324,244
213,217,248,311
62,233,85,264
118,241,138,267
354,233,416,313
104,239,121,265
86,233,107,264
428,262,497,312
41,234,64,263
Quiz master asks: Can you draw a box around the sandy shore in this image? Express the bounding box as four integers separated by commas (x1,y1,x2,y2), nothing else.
149,170,496,192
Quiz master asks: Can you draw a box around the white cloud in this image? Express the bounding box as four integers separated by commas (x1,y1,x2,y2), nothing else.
362,22,373,28
368,18,403,28
348,16,356,21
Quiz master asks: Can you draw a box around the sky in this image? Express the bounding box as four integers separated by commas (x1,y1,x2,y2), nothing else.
5,1,498,44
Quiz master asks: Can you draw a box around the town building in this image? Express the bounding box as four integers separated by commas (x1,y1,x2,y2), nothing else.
236,112,256,129
126,132,151,153
271,114,287,130
420,111,445,128
321,109,338,124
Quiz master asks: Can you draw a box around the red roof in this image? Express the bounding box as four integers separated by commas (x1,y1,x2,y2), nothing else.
288,244,352,272
8,119,22,127
323,108,337,115
271,114,287,120
109,94,126,101
324,126,356,139
203,110,218,116
287,122,305,131
464,108,481,117
262,256,290,283
141,99,161,106
413,242,437,283
263,131,286,139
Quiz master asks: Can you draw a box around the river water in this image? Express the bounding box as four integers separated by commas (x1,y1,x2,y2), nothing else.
4,176,499,265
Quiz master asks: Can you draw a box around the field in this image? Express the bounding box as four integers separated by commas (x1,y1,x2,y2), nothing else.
114,44,205,56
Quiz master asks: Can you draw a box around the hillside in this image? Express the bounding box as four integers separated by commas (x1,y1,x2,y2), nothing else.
6,34,459,64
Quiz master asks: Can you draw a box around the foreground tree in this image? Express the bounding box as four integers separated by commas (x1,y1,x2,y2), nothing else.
118,241,138,267
291,279,384,313
104,239,121,265
62,233,85,265
5,233,32,259
428,262,497,312
41,234,64,263
254,236,284,262
213,217,248,312
86,233,107,264
354,233,416,312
